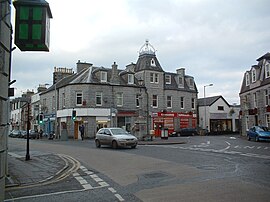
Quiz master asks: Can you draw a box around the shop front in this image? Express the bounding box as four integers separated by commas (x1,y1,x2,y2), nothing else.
152,112,196,137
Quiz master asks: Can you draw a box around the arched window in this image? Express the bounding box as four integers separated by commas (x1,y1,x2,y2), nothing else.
151,58,156,66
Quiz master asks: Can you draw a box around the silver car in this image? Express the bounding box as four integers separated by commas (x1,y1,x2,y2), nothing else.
95,128,138,149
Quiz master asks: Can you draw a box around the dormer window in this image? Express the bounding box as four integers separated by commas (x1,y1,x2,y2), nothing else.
100,71,107,82
151,58,156,66
165,75,171,84
246,72,250,86
252,69,256,83
190,79,193,86
265,63,270,79
189,78,194,89
128,74,134,84
178,77,184,87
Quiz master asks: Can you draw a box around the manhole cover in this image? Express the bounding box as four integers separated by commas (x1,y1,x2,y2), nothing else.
143,172,168,179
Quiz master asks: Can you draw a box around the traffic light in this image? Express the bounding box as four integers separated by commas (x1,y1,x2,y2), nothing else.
72,110,76,121
39,114,44,124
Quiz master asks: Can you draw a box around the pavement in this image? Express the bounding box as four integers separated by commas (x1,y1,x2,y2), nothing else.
5,137,186,191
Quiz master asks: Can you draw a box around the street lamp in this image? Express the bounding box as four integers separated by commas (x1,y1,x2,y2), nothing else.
136,78,145,140
138,78,144,118
204,84,213,130
21,97,31,161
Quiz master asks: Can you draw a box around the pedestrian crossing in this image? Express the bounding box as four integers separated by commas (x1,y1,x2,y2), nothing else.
73,166,125,201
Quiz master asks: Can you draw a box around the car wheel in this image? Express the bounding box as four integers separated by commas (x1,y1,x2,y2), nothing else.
255,136,260,142
95,140,101,148
112,141,118,149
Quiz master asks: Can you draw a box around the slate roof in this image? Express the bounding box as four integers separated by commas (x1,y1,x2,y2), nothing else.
134,54,164,72
198,95,230,107
240,52,270,95
164,72,198,92
42,66,141,95
256,52,270,61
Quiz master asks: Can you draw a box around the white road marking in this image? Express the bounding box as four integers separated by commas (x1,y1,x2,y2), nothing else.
243,146,255,149
93,177,103,182
108,187,117,193
85,171,94,175
73,172,80,177
90,174,98,178
115,193,125,201
8,152,24,158
83,184,93,189
142,144,270,160
99,181,109,186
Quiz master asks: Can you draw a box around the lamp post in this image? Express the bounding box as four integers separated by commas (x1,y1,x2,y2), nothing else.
137,78,145,140
54,83,58,139
204,84,213,130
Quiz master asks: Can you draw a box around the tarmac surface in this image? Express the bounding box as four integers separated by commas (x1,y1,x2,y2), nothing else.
5,137,186,190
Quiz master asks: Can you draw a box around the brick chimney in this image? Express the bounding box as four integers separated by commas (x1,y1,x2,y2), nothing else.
110,62,120,84
76,60,92,73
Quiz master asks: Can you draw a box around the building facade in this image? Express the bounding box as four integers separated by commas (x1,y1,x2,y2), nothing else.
239,53,270,136
40,41,198,139
198,96,240,134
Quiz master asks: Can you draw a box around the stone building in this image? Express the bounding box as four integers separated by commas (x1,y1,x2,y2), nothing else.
40,41,198,139
239,52,270,136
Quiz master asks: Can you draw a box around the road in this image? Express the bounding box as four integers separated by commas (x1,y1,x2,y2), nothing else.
5,135,270,201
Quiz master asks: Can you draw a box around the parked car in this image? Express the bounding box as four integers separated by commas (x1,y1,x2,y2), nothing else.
171,128,198,137
247,126,270,142
9,130,22,138
26,130,39,139
20,130,27,138
95,127,138,149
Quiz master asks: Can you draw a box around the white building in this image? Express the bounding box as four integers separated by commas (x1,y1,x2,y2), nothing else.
198,95,240,134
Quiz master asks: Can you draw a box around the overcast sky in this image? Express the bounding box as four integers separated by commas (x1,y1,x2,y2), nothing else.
11,0,270,104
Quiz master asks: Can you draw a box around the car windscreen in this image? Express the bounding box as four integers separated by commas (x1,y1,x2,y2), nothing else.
110,128,129,135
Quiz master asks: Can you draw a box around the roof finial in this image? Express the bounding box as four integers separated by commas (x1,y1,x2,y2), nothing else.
139,39,156,56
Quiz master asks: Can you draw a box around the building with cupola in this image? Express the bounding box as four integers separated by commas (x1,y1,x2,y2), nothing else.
239,52,270,136
40,40,198,139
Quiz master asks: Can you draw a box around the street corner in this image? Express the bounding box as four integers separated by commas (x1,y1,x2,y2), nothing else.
6,152,67,189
